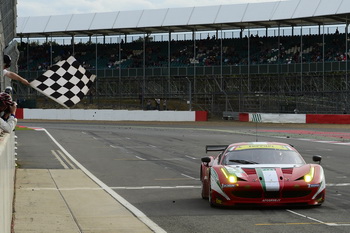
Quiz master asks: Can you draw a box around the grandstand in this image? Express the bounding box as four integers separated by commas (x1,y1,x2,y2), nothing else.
13,0,350,116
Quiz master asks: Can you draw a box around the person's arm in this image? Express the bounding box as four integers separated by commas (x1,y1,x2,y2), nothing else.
4,71,30,85
1,103,17,133
1,115,17,133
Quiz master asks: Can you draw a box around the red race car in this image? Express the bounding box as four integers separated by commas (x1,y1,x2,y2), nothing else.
200,142,326,207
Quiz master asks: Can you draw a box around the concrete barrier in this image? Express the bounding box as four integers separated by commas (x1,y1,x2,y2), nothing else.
306,114,350,124
238,113,306,123
250,113,306,123
18,108,350,124
239,112,350,124
18,108,208,122
0,132,16,233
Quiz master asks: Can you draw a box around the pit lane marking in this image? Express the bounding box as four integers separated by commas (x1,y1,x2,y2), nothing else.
37,128,166,233
51,150,69,169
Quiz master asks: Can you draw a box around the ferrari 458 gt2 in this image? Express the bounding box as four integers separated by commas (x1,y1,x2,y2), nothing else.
200,142,325,207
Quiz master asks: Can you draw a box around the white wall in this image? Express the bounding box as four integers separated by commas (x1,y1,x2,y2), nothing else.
250,113,306,123
23,109,196,121
0,132,16,233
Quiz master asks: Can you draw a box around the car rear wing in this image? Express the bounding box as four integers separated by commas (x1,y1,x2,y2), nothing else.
206,145,228,153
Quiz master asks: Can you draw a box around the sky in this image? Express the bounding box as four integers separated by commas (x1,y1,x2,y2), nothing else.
17,0,280,17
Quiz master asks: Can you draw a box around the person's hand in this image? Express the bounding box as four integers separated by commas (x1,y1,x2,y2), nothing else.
9,102,17,115
22,79,30,86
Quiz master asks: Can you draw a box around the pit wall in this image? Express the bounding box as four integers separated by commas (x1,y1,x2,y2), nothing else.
16,108,208,122
15,109,350,124
239,113,350,124
0,132,16,233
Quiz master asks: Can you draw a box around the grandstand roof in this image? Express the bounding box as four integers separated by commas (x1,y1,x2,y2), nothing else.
17,0,350,38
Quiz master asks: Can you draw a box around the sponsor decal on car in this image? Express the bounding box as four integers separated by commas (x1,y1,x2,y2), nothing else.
262,199,281,202
222,184,237,188
308,183,320,188
210,168,231,200
232,144,290,151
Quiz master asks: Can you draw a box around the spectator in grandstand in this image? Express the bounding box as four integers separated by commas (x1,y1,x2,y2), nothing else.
0,92,17,133
4,86,12,95
3,54,30,87
139,93,143,105
163,99,167,111
155,98,160,110
146,99,152,110
335,27,339,35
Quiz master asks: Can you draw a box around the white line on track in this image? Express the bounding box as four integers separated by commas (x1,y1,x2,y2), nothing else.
185,155,197,160
51,150,69,169
181,173,199,180
327,183,350,187
286,209,350,226
56,150,77,169
35,128,166,233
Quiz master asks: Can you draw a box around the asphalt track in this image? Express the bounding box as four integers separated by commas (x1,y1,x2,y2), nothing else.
15,120,350,233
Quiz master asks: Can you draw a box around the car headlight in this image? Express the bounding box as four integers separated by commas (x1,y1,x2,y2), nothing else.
221,168,237,183
304,166,315,183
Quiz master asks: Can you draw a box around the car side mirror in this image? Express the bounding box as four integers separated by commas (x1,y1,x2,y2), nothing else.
312,155,322,164
201,157,211,166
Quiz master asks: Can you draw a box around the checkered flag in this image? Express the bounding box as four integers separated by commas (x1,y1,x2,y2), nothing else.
30,56,96,108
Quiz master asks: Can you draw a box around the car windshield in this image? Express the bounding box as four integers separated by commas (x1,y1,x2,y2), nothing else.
223,148,305,165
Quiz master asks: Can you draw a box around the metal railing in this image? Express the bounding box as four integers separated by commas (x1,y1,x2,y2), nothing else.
19,61,349,79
